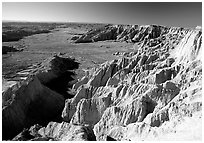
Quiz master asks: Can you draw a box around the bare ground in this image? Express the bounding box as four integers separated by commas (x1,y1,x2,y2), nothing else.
2,27,134,80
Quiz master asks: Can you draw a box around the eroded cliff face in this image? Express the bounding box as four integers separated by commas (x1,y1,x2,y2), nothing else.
2,76,65,140
2,24,202,141
2,55,79,140
64,25,202,140
74,24,188,44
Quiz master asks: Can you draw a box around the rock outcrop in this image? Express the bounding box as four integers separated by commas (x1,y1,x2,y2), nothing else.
2,55,79,140
2,24,202,141
74,24,189,44
63,25,202,140
75,24,118,43
2,76,65,140
12,122,96,141
38,122,96,141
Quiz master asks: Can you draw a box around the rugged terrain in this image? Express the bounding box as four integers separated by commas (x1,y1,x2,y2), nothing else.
2,24,202,141
2,22,133,80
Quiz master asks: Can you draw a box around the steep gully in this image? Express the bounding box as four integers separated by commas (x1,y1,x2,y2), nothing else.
2,24,202,141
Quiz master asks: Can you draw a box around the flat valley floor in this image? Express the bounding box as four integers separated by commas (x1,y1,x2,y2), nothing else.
2,26,134,81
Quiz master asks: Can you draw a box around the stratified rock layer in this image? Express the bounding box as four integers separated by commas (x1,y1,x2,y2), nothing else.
2,55,79,140
38,122,96,141
74,24,186,44
2,24,202,141
2,76,65,140
63,25,202,141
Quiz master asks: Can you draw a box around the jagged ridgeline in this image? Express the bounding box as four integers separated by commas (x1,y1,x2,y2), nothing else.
2,24,202,141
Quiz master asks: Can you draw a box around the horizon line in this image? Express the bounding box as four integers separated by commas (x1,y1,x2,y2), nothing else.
2,20,201,28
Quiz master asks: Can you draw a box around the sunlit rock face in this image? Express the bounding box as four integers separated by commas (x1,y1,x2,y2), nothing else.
64,25,202,141
3,24,202,141
37,122,96,141
12,122,96,141
74,24,189,44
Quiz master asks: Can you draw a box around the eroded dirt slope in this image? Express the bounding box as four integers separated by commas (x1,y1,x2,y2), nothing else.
2,24,202,141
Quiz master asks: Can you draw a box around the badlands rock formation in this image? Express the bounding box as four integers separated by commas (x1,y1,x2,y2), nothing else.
12,122,96,141
67,25,202,140
75,24,169,43
2,24,202,141
2,55,79,140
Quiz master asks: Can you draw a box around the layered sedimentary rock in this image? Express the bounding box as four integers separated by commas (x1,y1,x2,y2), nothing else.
2,76,65,140
2,24,202,141
63,25,202,140
37,122,96,141
12,122,96,141
2,55,79,140
75,24,118,43
74,24,188,44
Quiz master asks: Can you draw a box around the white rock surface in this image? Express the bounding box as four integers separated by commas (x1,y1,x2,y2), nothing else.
38,122,96,141
63,25,202,141
3,24,202,141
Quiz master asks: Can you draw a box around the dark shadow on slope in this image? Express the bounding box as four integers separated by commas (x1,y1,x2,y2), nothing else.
37,55,80,99
2,46,22,54
2,56,80,140
106,136,117,141
43,71,76,99
142,95,157,121
2,76,65,140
